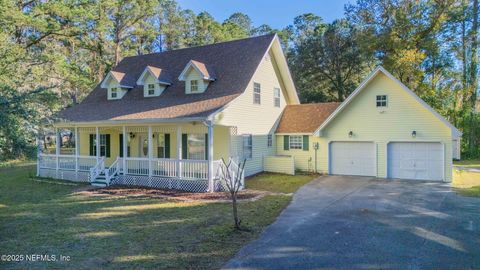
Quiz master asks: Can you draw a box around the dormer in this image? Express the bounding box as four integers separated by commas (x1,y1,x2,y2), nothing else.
136,66,172,97
100,71,134,100
178,60,216,94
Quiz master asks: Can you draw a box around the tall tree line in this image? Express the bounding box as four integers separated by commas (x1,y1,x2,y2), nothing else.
287,0,480,158
0,0,478,160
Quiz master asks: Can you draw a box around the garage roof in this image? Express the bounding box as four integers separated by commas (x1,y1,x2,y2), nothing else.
276,103,340,134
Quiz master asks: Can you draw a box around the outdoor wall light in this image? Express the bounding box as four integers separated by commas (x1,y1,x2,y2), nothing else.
412,130,417,138
348,131,353,138
129,132,136,139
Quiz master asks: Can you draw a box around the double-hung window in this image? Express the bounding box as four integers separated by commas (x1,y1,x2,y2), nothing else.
289,135,303,150
376,95,387,107
187,134,205,160
243,134,253,159
90,134,110,157
253,82,261,104
274,88,280,107
111,87,118,98
190,80,198,92
147,84,155,96
267,134,273,147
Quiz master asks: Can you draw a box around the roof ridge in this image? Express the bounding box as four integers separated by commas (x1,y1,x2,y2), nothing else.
122,34,276,60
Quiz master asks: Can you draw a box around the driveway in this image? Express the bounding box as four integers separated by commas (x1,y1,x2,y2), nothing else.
224,176,480,269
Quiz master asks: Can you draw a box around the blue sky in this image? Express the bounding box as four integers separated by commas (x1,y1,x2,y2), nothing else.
176,0,352,29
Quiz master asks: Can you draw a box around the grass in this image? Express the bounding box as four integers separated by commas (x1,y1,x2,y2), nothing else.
453,160,480,197
456,186,480,197
453,159,480,167
0,158,35,168
245,172,317,193
0,165,294,269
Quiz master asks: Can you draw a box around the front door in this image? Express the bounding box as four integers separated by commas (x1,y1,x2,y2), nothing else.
138,134,148,158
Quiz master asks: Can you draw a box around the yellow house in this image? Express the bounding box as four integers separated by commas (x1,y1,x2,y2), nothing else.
38,35,461,192
270,67,462,182
37,34,299,192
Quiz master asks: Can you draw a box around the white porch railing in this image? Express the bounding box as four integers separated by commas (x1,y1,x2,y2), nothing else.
38,154,97,172
105,157,121,184
124,157,209,180
213,158,245,187
39,154,217,181
89,157,105,182
150,158,178,177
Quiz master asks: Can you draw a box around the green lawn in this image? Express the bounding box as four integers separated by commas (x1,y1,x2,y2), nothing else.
454,159,480,167
246,172,317,193
456,186,480,197
0,165,292,269
453,159,480,197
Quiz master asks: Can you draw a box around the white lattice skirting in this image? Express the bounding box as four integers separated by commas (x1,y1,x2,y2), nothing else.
38,168,90,182
112,175,227,192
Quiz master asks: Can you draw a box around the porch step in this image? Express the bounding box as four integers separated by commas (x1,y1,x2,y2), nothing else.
91,181,108,187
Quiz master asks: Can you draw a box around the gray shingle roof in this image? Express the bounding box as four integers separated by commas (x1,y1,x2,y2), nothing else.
60,34,276,122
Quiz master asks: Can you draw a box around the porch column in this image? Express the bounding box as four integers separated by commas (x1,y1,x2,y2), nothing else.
122,126,127,175
177,125,182,178
148,126,153,177
74,127,79,172
55,128,60,172
95,127,100,162
207,121,214,193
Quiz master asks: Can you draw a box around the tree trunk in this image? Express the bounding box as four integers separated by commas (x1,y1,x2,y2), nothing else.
469,0,478,155
231,192,240,229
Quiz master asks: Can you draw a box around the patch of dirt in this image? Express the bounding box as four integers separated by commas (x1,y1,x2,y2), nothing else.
81,185,268,202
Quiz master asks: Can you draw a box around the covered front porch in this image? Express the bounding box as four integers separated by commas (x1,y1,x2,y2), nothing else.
37,121,243,192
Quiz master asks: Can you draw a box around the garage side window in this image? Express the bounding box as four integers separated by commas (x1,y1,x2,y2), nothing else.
289,135,303,149
376,95,387,107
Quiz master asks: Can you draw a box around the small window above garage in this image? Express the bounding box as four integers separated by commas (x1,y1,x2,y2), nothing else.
376,95,388,107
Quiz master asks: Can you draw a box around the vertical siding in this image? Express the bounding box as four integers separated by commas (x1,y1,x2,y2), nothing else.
216,51,290,176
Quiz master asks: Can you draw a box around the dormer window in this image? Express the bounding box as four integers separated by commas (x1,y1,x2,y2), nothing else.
190,80,198,92
101,71,133,100
111,88,118,98
136,66,172,98
178,60,216,94
147,84,155,96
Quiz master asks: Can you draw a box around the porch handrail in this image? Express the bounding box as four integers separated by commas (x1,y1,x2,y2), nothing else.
89,157,105,182
104,157,120,184
39,153,95,158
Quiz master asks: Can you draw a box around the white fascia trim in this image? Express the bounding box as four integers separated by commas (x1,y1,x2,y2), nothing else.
178,60,215,81
206,34,299,122
271,35,300,104
314,66,462,137
136,67,172,86
54,117,207,127
100,72,115,88
100,72,134,89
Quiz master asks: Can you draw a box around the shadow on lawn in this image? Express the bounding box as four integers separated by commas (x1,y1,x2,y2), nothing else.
0,165,289,269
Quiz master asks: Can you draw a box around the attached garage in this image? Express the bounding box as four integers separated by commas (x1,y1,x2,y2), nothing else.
387,142,444,181
329,142,376,177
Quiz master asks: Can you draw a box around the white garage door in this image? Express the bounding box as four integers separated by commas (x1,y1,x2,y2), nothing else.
388,142,443,181
330,142,376,176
